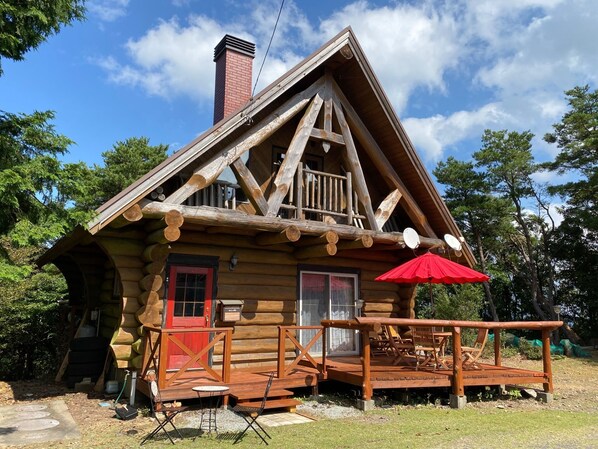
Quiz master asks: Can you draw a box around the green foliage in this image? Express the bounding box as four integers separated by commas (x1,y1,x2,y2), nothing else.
0,0,86,74
75,137,169,210
0,263,66,379
416,283,484,321
518,338,543,360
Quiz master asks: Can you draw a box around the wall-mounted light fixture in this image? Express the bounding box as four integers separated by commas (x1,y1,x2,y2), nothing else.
229,253,238,271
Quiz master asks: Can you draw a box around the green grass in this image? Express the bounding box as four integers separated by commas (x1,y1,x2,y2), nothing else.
128,407,596,449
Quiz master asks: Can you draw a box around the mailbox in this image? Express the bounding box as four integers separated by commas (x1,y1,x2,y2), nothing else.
218,299,244,322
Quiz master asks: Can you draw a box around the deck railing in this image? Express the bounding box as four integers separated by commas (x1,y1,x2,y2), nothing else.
141,326,233,390
184,180,238,209
277,325,324,378
321,318,563,401
280,163,365,224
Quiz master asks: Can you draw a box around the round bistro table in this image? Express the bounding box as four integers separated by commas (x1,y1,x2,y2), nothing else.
192,385,230,434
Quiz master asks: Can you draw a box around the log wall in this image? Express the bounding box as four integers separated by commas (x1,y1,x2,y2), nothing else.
170,229,414,370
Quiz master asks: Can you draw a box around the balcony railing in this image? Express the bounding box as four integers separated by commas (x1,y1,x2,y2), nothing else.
280,163,365,224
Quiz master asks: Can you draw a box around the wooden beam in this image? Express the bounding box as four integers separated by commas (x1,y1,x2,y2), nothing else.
332,99,378,231
255,226,301,245
336,235,373,250
109,204,143,229
294,231,339,247
230,158,269,216
310,128,344,146
140,201,446,248
375,189,402,230
294,243,337,259
267,94,324,217
165,79,325,204
146,226,180,244
330,79,437,238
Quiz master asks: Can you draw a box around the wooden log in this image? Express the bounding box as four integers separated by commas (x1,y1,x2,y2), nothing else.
294,231,339,246
213,338,295,355
172,243,296,266
217,272,296,288
140,201,445,248
117,267,144,282
142,244,170,263
138,290,160,306
363,303,400,313
206,226,256,236
337,236,374,250
109,204,143,228
217,261,296,277
111,344,135,360
121,281,142,298
139,274,163,292
111,255,145,269
452,327,464,396
240,299,296,314
237,312,296,326
177,231,294,253
361,280,400,292
255,226,301,245
136,304,162,327
111,327,139,345
98,237,144,257
101,304,121,319
144,261,166,275
231,158,269,216
123,296,140,314
146,225,181,244
131,338,143,354
294,243,337,259
122,313,139,328
374,189,402,230
267,94,324,216
130,355,143,369
217,285,296,301
230,326,295,340
332,99,378,231
145,210,185,231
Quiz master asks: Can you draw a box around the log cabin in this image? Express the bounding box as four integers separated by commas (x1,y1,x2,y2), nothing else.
40,28,554,407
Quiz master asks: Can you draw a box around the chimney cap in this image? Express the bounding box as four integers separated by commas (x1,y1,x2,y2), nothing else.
214,35,256,61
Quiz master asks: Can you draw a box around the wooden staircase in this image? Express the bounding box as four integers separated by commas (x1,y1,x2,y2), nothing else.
230,388,302,413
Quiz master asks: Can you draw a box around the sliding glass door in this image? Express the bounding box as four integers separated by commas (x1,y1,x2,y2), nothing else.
298,271,358,356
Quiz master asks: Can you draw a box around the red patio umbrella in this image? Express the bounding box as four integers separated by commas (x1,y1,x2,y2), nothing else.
375,252,489,313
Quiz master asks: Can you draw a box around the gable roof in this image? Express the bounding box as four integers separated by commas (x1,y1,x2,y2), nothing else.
61,27,474,266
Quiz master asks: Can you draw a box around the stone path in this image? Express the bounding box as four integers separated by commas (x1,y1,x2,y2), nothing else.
0,400,79,447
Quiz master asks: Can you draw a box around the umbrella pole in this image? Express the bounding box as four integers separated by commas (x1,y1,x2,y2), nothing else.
429,282,434,318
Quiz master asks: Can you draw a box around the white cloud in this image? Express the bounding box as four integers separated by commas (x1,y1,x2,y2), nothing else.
88,0,130,22
317,2,464,114
403,104,512,162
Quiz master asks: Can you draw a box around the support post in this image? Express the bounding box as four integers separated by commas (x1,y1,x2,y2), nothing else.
494,328,502,367
361,329,372,401
450,326,465,408
277,326,286,379
541,328,553,394
321,326,327,378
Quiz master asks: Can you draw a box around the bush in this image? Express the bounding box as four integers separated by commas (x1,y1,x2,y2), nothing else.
518,338,543,360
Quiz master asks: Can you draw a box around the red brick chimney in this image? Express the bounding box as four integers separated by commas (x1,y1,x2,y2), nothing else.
213,35,256,124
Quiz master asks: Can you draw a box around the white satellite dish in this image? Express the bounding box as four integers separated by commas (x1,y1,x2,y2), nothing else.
403,228,420,249
444,234,462,251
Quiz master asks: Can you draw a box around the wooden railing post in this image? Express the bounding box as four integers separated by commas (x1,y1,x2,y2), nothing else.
541,328,553,393
296,163,303,219
321,325,327,377
277,326,286,379
493,328,502,366
361,329,372,401
158,331,169,390
223,329,232,383
452,326,464,397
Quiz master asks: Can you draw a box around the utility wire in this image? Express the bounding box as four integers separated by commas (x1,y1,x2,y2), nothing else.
252,0,286,97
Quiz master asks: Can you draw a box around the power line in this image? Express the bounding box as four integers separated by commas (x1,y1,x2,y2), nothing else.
252,0,286,97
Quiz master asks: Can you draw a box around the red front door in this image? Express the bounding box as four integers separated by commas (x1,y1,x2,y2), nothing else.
165,265,214,370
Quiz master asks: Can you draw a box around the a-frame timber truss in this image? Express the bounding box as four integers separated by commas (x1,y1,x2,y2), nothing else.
159,72,436,240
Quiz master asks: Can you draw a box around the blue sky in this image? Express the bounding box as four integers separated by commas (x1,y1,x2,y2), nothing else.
2,0,597,184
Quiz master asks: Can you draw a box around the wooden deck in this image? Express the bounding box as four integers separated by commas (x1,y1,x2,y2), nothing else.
323,356,547,390
138,365,321,402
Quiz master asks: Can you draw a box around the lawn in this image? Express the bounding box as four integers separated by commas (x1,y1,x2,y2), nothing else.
2,351,597,449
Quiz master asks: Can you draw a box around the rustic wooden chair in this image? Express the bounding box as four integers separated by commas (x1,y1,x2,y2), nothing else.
385,325,415,366
233,372,275,445
141,379,189,445
369,330,392,357
462,328,489,369
410,326,442,370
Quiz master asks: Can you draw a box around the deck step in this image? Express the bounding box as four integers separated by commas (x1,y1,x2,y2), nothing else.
231,388,294,402
237,398,302,413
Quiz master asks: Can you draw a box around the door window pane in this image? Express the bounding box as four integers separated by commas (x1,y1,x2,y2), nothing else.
173,272,206,317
